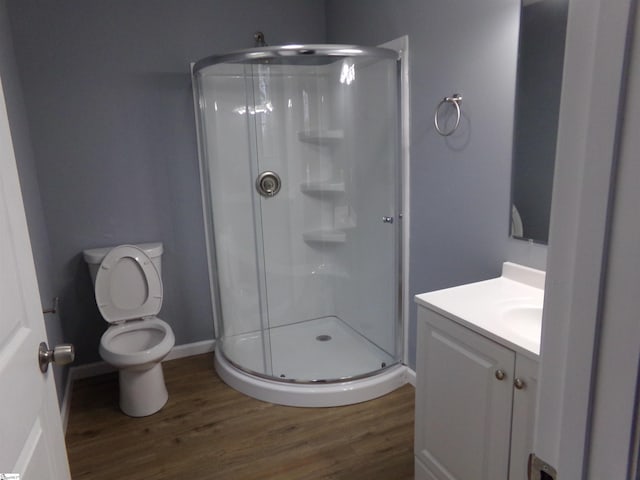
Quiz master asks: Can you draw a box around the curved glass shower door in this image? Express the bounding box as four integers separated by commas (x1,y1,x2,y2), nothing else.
193,46,402,384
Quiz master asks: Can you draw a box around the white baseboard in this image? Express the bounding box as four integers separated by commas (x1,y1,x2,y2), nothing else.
405,366,416,387
70,359,117,381
165,339,216,361
60,339,215,432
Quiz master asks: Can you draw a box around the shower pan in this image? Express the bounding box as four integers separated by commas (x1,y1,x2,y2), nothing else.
192,44,405,406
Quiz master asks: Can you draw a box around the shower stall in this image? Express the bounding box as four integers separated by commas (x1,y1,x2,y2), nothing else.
192,44,405,406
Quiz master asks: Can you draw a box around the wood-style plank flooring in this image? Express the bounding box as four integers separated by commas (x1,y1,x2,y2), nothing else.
65,353,415,479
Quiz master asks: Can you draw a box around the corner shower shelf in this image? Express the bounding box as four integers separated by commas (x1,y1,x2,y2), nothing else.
302,230,346,244
297,129,344,145
300,181,345,195
306,264,349,279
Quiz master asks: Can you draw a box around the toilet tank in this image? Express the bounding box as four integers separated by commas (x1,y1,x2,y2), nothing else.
83,242,164,283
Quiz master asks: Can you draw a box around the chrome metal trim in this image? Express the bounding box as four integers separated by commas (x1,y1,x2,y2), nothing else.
217,347,402,385
392,55,405,368
255,171,282,197
193,44,399,73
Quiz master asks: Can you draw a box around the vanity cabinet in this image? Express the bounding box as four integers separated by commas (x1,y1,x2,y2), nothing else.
415,306,538,480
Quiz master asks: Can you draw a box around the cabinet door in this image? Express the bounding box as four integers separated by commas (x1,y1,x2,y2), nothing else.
509,355,539,479
416,308,515,480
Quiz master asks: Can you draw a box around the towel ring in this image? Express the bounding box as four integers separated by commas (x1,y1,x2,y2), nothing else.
434,93,463,137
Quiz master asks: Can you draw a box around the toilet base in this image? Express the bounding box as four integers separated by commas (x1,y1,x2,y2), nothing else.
118,363,169,417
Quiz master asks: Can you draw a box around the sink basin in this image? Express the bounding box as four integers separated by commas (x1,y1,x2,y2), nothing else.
500,305,542,340
415,262,546,357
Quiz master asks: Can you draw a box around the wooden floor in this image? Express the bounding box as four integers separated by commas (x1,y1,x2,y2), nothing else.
65,353,415,479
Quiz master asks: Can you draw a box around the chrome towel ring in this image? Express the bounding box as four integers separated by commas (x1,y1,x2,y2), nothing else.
434,93,463,136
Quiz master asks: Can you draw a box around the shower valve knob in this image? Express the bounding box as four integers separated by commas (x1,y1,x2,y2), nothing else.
256,171,282,197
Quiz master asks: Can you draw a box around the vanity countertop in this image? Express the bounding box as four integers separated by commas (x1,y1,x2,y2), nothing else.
415,262,545,360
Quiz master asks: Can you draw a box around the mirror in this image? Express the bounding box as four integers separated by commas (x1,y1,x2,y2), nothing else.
510,0,569,244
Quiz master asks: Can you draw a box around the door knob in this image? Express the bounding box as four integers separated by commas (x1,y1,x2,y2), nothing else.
39,342,75,373
514,377,526,390
495,369,506,381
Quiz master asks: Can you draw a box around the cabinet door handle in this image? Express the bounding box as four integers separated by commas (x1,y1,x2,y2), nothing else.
495,369,506,381
514,377,526,390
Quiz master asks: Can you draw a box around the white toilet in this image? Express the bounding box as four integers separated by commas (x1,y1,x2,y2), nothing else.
83,242,175,417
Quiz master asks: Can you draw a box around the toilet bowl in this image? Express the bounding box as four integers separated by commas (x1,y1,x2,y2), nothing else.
99,317,174,370
83,243,175,417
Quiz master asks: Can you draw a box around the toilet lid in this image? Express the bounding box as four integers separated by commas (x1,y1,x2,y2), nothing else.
94,245,163,323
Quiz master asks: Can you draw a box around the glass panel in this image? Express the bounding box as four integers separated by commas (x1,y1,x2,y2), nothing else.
252,56,401,382
331,56,400,377
194,63,271,375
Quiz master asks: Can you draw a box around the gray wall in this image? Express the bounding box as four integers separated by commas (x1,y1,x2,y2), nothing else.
6,0,543,374
6,0,327,365
326,0,521,367
0,0,67,404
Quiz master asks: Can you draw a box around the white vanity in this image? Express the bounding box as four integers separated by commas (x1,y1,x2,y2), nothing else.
414,262,544,480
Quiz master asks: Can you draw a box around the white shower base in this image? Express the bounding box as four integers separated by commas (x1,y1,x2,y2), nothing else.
216,316,408,407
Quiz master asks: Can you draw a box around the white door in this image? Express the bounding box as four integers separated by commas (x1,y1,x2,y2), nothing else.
532,0,638,477
0,75,71,476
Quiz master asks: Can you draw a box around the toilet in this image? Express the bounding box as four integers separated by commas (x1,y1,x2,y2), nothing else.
83,242,175,417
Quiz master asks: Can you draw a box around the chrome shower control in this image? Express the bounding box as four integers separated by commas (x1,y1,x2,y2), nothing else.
256,171,282,197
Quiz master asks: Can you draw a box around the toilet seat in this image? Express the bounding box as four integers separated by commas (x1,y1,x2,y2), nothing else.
95,245,163,323
100,317,175,368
